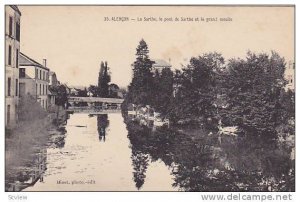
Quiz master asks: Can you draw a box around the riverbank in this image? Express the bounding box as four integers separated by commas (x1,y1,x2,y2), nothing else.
5,105,68,191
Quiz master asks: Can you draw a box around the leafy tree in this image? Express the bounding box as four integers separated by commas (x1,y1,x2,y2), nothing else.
88,85,99,97
170,52,224,125
48,84,68,125
98,61,111,97
77,87,88,97
219,51,287,138
126,39,154,106
49,84,68,107
152,68,174,116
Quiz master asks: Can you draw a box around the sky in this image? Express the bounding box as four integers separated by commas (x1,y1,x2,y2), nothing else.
18,6,294,88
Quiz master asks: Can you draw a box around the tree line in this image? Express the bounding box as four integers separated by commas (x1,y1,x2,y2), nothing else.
124,39,295,139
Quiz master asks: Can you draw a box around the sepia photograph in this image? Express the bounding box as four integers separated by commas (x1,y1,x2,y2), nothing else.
4,5,295,193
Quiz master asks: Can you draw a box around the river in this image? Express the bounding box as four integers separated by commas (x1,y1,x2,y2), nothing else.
7,112,294,192
24,113,176,191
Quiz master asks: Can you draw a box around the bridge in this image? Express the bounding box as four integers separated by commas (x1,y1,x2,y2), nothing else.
66,107,122,114
67,97,124,113
68,96,124,104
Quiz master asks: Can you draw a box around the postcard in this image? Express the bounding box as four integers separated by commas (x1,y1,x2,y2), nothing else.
5,5,295,192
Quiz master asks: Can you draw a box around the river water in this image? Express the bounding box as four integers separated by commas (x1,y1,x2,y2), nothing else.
19,112,294,191
24,113,176,191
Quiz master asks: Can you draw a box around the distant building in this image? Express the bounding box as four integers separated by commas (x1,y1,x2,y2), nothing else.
62,84,71,95
5,5,21,128
19,53,50,110
152,59,172,74
69,86,85,96
48,88,56,106
49,71,59,86
285,61,295,91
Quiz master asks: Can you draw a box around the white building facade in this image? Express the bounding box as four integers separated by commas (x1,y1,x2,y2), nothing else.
5,6,21,128
19,53,50,110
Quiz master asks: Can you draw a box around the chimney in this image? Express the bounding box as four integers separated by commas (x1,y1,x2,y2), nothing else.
43,59,47,67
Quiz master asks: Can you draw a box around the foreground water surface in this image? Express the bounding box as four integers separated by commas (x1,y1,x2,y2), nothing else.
9,113,293,191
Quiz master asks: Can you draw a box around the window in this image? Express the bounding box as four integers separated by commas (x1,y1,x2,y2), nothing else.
39,84,41,95
43,84,44,95
8,45,12,65
40,70,42,80
19,68,26,78
36,84,38,95
16,22,20,41
16,49,19,68
8,16,13,36
15,104,18,121
8,77,11,96
35,69,38,78
7,105,11,124
46,85,48,94
15,79,18,96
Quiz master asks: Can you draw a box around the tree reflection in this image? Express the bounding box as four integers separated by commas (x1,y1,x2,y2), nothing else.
97,114,109,142
131,149,149,190
124,116,294,191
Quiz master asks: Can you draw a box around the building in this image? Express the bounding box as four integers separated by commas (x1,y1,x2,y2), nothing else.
285,61,295,91
5,6,21,128
19,53,50,110
49,71,59,86
48,88,57,107
152,59,172,74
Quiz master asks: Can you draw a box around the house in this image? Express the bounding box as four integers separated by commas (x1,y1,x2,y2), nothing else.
48,88,56,106
285,61,295,91
62,84,71,95
19,53,50,110
152,59,172,74
5,5,21,128
69,86,86,96
49,71,59,86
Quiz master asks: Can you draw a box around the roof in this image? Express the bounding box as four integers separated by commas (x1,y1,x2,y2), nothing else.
19,52,49,70
9,5,22,16
69,85,86,91
152,59,172,68
49,71,56,76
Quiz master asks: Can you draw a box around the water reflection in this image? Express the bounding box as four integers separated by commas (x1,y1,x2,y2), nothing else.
124,115,295,191
97,114,109,142
6,148,47,191
8,112,293,191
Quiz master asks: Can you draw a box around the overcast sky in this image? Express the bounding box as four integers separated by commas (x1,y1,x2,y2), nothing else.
18,6,294,88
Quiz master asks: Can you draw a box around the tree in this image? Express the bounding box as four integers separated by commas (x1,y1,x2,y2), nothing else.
152,68,174,116
49,84,68,107
98,61,111,97
88,85,99,97
48,84,68,125
170,52,224,125
219,51,287,138
126,39,155,106
77,87,88,97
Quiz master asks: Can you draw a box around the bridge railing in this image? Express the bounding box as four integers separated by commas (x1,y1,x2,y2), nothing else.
67,96,124,104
